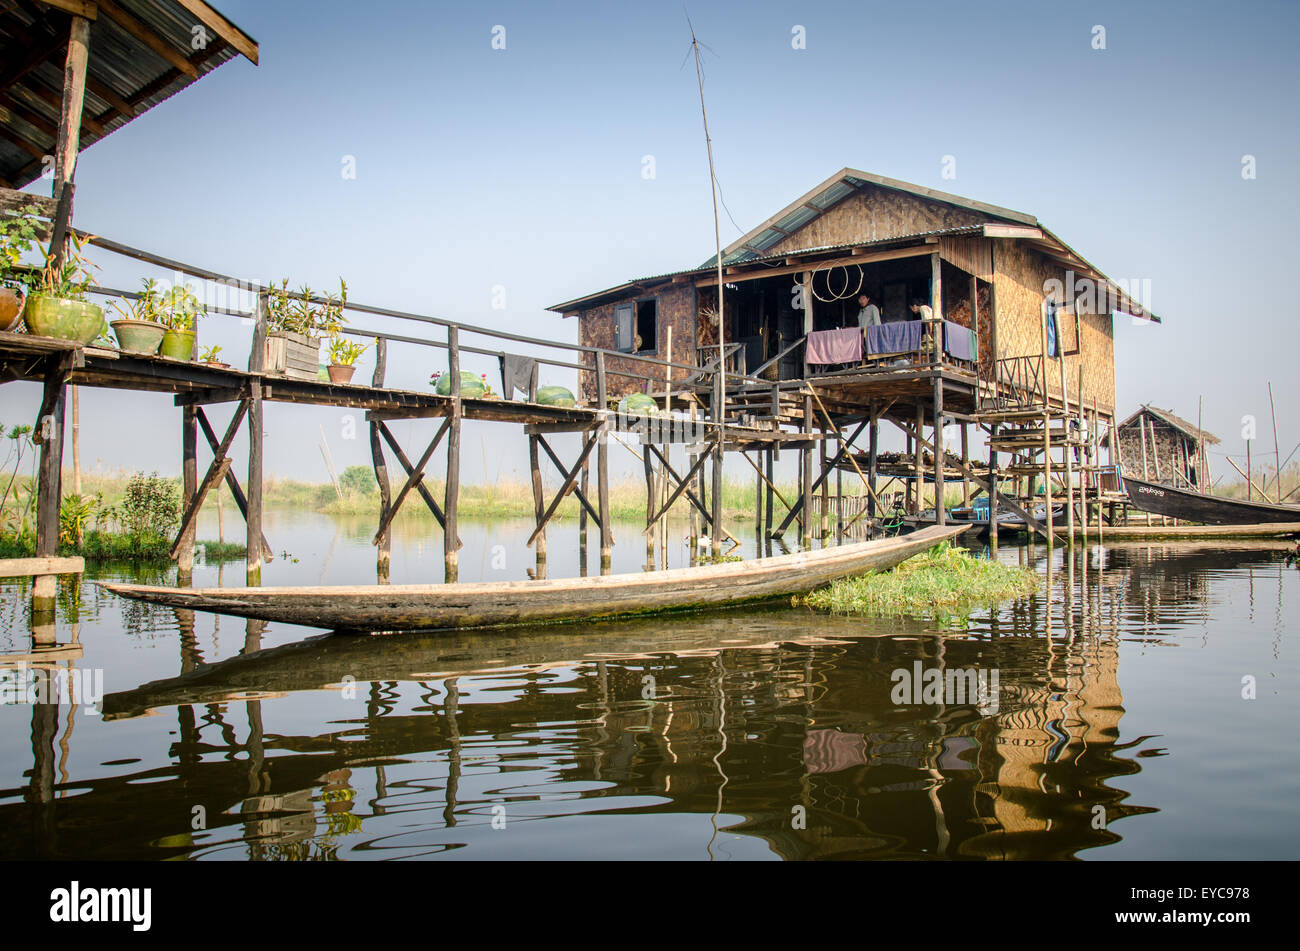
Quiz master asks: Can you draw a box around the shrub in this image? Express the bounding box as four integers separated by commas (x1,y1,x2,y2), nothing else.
119,472,179,539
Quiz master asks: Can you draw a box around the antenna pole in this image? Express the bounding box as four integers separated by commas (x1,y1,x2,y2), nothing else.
690,25,726,552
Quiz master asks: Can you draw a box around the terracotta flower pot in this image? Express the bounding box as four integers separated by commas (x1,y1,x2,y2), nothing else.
0,286,25,332
23,296,105,344
327,363,356,384
111,318,166,354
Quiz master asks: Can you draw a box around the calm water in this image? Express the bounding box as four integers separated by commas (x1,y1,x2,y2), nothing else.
1,508,1297,860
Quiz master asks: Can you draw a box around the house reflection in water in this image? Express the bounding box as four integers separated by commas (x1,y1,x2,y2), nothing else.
4,541,1284,860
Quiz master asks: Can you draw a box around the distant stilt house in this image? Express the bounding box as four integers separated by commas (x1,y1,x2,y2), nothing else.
1105,405,1219,488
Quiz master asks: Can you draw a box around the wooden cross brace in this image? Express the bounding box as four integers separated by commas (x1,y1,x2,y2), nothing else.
897,418,1058,542
194,402,272,561
642,441,715,533
534,432,603,529
373,417,456,546
527,428,602,547
772,418,869,538
171,398,275,560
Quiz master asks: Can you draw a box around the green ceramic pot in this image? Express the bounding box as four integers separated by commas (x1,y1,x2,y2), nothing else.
159,329,195,361
111,319,166,354
23,296,105,344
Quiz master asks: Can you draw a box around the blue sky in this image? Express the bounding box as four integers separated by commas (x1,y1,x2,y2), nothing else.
7,0,1298,487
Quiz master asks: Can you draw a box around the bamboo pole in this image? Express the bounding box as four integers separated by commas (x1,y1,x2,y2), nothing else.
1268,382,1281,499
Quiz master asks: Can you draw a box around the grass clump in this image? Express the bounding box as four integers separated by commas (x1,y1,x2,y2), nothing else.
803,542,1039,620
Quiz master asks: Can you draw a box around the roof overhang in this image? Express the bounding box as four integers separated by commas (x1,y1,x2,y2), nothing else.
0,0,259,187
551,168,1162,323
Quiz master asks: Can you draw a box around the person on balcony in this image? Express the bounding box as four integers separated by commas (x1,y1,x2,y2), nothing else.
856,293,881,329
909,299,934,322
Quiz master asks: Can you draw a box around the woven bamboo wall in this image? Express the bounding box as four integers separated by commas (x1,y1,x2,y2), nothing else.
991,240,1116,414
766,184,989,252
576,283,696,404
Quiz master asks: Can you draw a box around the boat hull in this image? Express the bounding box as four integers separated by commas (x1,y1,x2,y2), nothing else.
99,525,969,633
1123,476,1300,525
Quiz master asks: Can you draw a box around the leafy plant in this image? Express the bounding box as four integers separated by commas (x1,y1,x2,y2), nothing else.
108,278,164,324
338,464,377,496
158,283,204,331
0,204,42,289
200,344,224,363
0,422,35,525
59,492,98,546
119,471,179,539
27,231,97,301
267,277,347,338
327,335,366,366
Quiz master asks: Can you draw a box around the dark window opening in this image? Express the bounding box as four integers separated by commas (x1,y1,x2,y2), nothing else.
636,299,657,353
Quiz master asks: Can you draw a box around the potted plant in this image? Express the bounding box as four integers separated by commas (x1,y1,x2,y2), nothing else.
22,232,105,344
199,344,229,368
0,203,41,332
265,278,346,380
107,278,166,354
157,283,204,360
325,335,366,384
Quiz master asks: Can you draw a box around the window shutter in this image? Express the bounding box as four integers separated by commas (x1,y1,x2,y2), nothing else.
615,304,633,352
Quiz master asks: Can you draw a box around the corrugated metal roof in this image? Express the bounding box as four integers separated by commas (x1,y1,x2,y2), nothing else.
549,226,985,313
0,0,256,188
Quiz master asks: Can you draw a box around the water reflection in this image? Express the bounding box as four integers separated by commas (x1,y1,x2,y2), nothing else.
0,536,1295,860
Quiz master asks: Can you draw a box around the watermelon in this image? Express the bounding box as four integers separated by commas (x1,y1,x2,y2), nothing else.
618,393,658,416
536,385,576,407
434,370,488,399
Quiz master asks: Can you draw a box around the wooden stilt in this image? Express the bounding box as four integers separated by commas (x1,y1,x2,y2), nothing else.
370,338,390,582
245,290,268,586
1043,411,1054,546
988,422,999,551
33,365,67,602
753,450,762,552
801,394,813,548
177,404,197,578
643,445,656,567
445,326,462,582
529,434,546,568
960,423,970,508
688,403,699,559
578,455,590,575
835,450,843,543
933,377,945,526
246,389,263,586
913,404,924,514
763,446,774,550
595,350,612,573
819,423,829,539
370,424,391,582
867,408,879,523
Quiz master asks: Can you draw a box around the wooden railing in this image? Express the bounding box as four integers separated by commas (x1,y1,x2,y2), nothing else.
71,230,743,414
982,353,1047,409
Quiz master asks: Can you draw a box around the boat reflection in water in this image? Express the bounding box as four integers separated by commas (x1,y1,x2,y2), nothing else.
0,539,1294,860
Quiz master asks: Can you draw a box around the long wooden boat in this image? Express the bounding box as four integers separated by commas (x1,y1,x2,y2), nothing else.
99,524,969,633
1123,475,1300,526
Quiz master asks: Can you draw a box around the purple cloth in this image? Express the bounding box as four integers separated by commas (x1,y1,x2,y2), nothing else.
943,321,977,362
806,327,862,365
865,319,923,356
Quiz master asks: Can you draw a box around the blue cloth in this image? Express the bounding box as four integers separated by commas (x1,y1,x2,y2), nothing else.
865,319,922,356
943,321,977,362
